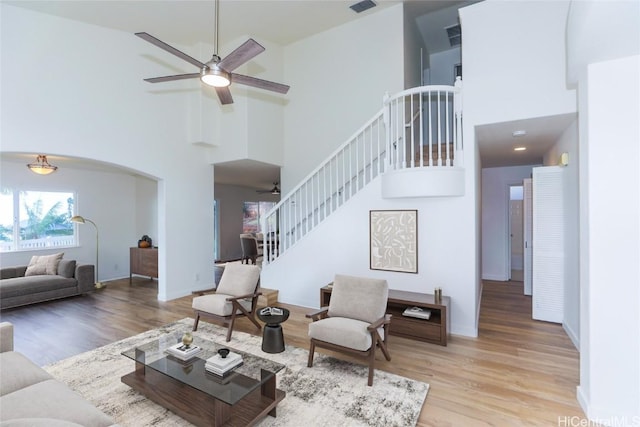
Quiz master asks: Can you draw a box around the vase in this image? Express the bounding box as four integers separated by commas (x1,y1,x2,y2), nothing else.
182,332,193,348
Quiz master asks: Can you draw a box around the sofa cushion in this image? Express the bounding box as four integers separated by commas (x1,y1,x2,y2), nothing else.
0,352,53,397
0,379,113,427
57,260,76,279
0,419,85,427
25,253,64,277
0,276,77,299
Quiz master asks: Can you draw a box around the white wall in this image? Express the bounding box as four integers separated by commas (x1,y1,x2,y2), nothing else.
543,119,579,348
214,183,279,262
459,0,576,127
565,0,640,420
281,4,405,192
481,165,536,281
262,176,479,337
211,37,286,167
0,159,139,282
576,55,640,423
429,47,461,85
404,6,427,88
566,0,640,87
1,4,215,300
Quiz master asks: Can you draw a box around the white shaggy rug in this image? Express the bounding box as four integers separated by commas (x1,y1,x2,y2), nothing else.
44,318,428,427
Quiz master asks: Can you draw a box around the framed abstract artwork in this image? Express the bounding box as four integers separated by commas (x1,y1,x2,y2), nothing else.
369,209,418,273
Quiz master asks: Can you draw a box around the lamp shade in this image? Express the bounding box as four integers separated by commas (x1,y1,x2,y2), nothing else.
27,155,58,175
70,215,86,224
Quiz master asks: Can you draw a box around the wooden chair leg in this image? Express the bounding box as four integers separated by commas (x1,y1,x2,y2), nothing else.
367,347,376,386
193,313,200,331
226,314,237,342
307,341,316,367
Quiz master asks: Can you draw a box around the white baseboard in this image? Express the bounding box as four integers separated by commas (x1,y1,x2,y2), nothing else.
563,321,580,350
482,273,508,281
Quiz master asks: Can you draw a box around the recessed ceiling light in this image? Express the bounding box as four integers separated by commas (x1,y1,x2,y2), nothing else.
514,147,527,151
512,130,527,137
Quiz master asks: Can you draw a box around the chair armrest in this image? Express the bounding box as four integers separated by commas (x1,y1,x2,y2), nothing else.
306,307,329,321
0,322,14,353
367,314,392,332
225,291,262,301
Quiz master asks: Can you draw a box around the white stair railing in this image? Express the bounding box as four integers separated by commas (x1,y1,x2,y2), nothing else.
262,81,462,264
385,77,463,170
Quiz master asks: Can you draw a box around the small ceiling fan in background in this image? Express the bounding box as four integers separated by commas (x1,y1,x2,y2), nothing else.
257,182,281,195
135,0,289,105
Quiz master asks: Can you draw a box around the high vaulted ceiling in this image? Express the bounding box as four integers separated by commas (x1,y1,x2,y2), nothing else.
6,0,440,47
7,1,565,184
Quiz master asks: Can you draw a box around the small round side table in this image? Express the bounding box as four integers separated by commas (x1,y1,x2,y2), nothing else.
257,307,290,353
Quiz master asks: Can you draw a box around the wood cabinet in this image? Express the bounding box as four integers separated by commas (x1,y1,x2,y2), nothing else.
130,247,158,282
320,286,449,346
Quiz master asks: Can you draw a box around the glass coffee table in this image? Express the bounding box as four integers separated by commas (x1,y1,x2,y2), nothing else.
121,333,286,427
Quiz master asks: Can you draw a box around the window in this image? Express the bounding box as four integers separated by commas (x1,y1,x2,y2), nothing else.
0,190,76,252
242,201,276,234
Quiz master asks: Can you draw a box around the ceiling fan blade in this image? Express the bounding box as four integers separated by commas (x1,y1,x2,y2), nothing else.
144,73,200,83
218,39,265,72
135,32,205,69
232,73,290,94
215,86,234,105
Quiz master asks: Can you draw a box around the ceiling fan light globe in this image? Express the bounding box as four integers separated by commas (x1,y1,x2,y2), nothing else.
201,67,230,87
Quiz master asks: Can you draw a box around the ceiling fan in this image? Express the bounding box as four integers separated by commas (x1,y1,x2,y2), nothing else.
257,182,281,195
135,0,289,105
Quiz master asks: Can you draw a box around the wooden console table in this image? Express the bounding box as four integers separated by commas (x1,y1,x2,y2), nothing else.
130,247,158,283
320,286,450,346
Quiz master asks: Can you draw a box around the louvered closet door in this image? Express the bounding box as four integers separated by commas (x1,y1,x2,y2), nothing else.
532,166,565,323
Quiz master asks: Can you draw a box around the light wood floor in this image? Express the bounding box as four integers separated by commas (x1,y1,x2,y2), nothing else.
0,277,585,426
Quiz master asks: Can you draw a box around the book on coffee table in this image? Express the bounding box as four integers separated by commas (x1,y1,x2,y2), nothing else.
402,306,431,320
205,352,243,376
165,343,203,361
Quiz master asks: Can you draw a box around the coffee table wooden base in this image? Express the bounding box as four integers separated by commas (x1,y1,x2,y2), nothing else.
122,367,285,427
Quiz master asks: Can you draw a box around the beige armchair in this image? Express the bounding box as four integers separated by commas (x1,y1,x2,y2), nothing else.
306,274,392,386
192,263,262,341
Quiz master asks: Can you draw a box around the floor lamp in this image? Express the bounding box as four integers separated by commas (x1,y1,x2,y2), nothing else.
71,215,104,289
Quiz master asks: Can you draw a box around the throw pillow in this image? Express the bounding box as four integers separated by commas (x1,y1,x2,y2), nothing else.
25,253,64,277
57,259,76,278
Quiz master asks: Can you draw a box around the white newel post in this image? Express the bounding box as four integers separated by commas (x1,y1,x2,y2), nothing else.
454,77,464,167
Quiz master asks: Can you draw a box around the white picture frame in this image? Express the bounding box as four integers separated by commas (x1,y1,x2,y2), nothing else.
369,210,418,273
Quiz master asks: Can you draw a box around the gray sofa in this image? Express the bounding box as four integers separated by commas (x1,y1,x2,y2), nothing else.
0,322,116,426
0,260,95,310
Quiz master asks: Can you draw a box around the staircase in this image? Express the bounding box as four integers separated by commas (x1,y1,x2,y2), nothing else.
261,78,463,264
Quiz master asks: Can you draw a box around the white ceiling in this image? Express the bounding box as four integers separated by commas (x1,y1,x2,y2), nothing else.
5,1,566,186
476,113,577,168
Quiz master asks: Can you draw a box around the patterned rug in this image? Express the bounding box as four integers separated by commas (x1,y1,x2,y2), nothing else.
43,318,428,426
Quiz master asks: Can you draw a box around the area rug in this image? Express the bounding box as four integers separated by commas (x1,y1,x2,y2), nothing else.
43,318,428,427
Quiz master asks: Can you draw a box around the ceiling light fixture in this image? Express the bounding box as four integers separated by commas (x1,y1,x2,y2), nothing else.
27,155,58,175
514,147,527,152
200,0,230,88
201,60,231,87
512,130,527,137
